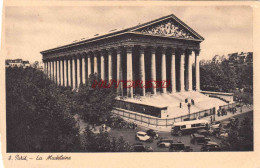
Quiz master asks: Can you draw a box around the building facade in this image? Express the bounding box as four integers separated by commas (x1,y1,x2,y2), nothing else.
41,14,204,98
6,59,31,68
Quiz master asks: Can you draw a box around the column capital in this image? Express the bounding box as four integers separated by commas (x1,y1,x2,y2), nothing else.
117,46,124,54
185,49,192,55
139,45,146,54
150,46,156,54
194,49,201,56
107,48,114,55
159,46,167,54
100,49,107,56
177,48,186,55
169,47,177,54
125,45,134,53
93,50,99,56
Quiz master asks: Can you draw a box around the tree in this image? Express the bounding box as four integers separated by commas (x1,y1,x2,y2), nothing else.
6,67,81,152
32,61,39,69
220,117,253,151
74,73,117,125
81,127,133,152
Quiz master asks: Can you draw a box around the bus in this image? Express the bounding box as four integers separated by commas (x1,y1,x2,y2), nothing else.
171,120,209,136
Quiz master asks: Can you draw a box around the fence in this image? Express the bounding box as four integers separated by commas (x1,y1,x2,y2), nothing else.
219,102,238,110
113,107,215,127
115,99,167,118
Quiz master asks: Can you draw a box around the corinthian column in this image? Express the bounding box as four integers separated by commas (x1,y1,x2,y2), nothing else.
126,46,133,98
151,47,156,95
94,52,98,74
187,50,193,91
68,59,71,87
87,53,91,80
77,57,81,88
161,47,167,93
54,60,57,83
195,50,200,91
179,49,185,92
100,51,105,80
170,48,176,93
117,47,123,96
139,46,145,96
108,49,113,81
48,61,51,79
72,58,76,89
82,55,86,85
60,59,64,86
57,60,60,85
64,59,67,87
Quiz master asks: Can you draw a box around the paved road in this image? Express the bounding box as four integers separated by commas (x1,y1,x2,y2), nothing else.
109,110,253,152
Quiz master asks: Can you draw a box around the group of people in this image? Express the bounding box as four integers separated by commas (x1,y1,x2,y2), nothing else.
217,107,238,117
108,116,138,130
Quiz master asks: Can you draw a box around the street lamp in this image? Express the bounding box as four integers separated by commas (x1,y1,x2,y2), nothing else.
187,103,191,120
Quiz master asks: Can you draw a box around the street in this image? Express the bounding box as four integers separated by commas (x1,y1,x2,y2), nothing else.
110,110,253,152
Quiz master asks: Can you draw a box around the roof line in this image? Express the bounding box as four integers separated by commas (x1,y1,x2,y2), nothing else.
41,14,204,54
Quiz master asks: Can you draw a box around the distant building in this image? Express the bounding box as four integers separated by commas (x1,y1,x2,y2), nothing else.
228,52,253,67
6,59,31,68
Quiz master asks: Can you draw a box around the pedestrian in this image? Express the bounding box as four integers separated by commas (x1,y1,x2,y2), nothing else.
180,102,182,108
217,110,220,117
210,116,213,124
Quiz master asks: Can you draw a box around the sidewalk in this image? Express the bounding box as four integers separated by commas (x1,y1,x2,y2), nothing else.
120,105,253,133
207,105,253,122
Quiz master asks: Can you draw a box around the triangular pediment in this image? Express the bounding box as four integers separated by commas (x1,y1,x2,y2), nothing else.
130,15,203,41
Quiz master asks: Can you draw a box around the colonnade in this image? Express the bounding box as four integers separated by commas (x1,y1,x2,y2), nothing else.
43,45,200,97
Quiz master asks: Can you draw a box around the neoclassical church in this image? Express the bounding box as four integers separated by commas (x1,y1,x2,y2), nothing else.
41,14,228,119
41,14,202,95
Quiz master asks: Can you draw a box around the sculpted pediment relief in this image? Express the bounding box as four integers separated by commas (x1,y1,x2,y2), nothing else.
133,19,198,40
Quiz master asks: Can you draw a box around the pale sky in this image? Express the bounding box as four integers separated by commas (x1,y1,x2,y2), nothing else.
5,6,253,63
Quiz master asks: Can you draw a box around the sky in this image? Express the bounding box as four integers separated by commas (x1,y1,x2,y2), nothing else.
5,6,253,63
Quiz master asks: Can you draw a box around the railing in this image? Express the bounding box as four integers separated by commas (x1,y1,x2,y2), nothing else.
115,99,167,118
113,102,240,127
219,102,238,110
113,107,215,127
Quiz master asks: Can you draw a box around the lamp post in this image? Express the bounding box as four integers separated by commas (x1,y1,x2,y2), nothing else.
188,103,191,120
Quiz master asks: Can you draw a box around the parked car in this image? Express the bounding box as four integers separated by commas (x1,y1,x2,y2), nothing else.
208,127,220,136
190,133,210,145
157,138,174,148
211,121,221,129
171,120,209,136
133,143,153,152
135,131,153,142
197,129,210,137
221,121,231,129
146,129,159,139
169,142,193,152
201,141,221,151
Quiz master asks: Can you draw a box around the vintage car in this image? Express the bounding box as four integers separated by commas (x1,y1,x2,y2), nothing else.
201,141,221,151
157,138,174,148
211,121,221,129
146,129,159,139
169,142,193,152
190,133,211,145
133,143,153,152
135,131,153,142
197,129,210,137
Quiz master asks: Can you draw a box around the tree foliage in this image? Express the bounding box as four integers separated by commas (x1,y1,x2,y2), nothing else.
221,117,253,151
6,67,80,152
200,62,253,93
81,126,133,152
74,74,117,125
6,67,131,152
